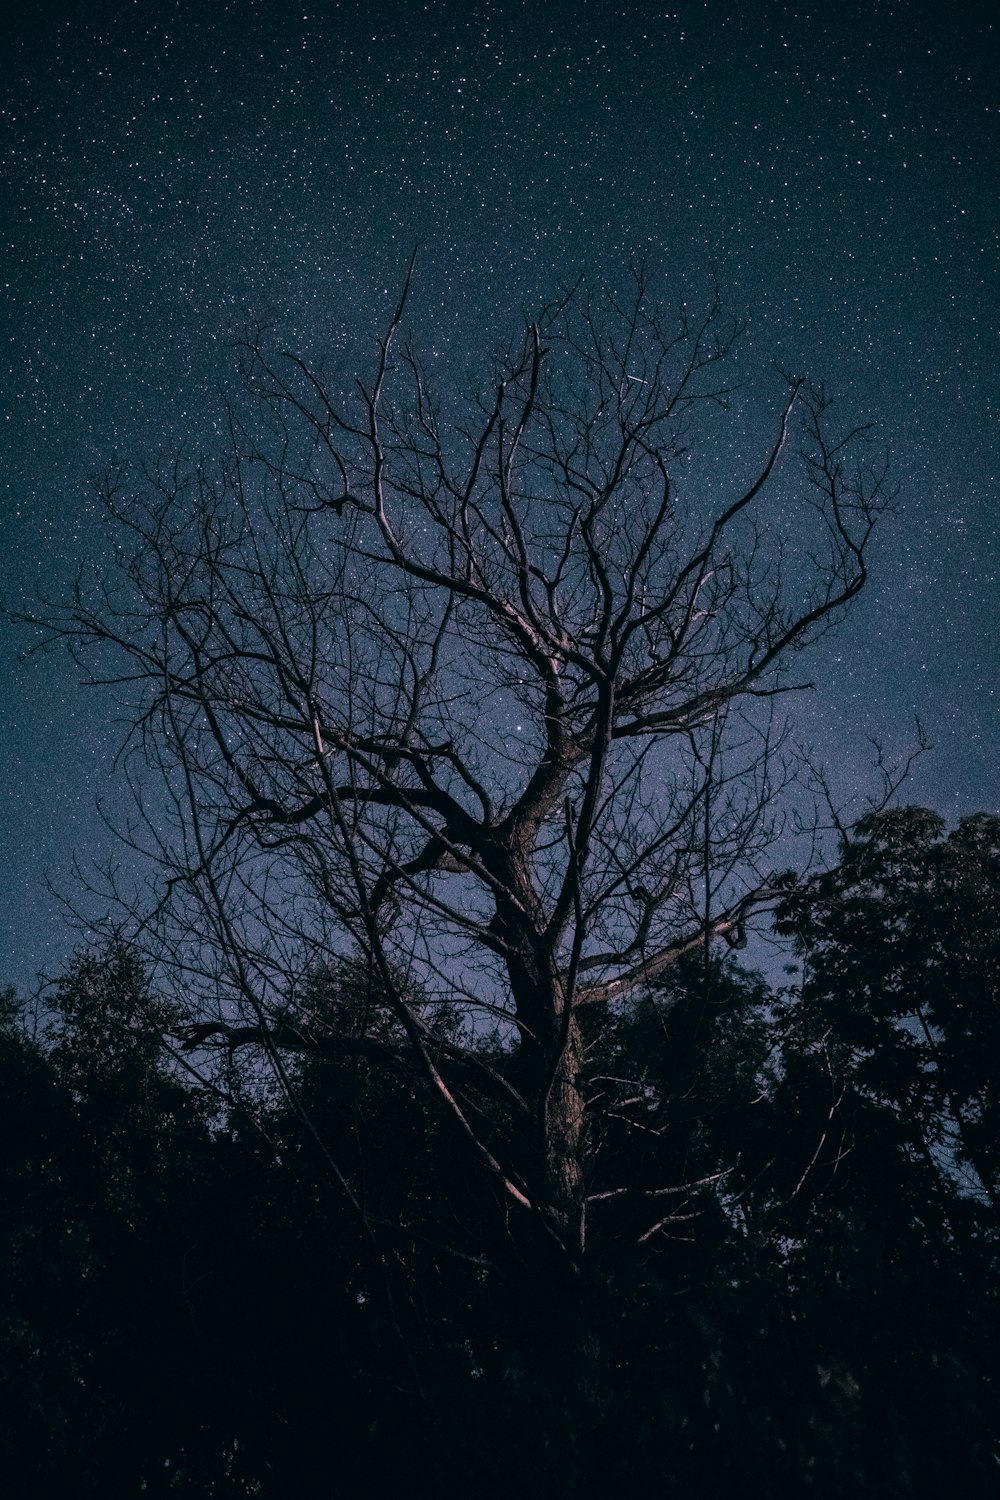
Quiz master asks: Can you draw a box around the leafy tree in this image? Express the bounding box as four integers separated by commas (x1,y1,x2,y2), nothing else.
0,950,229,1495
776,807,1000,1210
759,808,1000,1494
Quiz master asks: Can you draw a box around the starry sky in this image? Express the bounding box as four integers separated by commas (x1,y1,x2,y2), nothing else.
2,0,998,991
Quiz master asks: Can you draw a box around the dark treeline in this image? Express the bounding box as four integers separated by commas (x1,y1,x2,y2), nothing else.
4,806,999,1497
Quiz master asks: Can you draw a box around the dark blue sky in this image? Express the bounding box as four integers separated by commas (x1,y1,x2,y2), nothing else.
2,0,997,990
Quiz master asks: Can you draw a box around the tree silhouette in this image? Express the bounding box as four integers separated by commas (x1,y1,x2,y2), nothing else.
28,263,889,1441
776,807,1000,1210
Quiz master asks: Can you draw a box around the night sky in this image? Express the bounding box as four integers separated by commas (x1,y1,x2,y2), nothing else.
2,0,998,992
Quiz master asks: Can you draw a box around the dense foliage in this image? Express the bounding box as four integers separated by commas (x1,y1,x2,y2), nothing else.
4,809,999,1496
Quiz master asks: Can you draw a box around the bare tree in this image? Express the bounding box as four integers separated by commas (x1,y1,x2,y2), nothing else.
32,259,888,1273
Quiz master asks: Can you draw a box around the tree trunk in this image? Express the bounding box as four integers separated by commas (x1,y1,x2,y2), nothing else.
542,1008,588,1260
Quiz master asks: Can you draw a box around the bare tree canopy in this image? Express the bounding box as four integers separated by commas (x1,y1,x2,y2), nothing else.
31,260,889,1264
